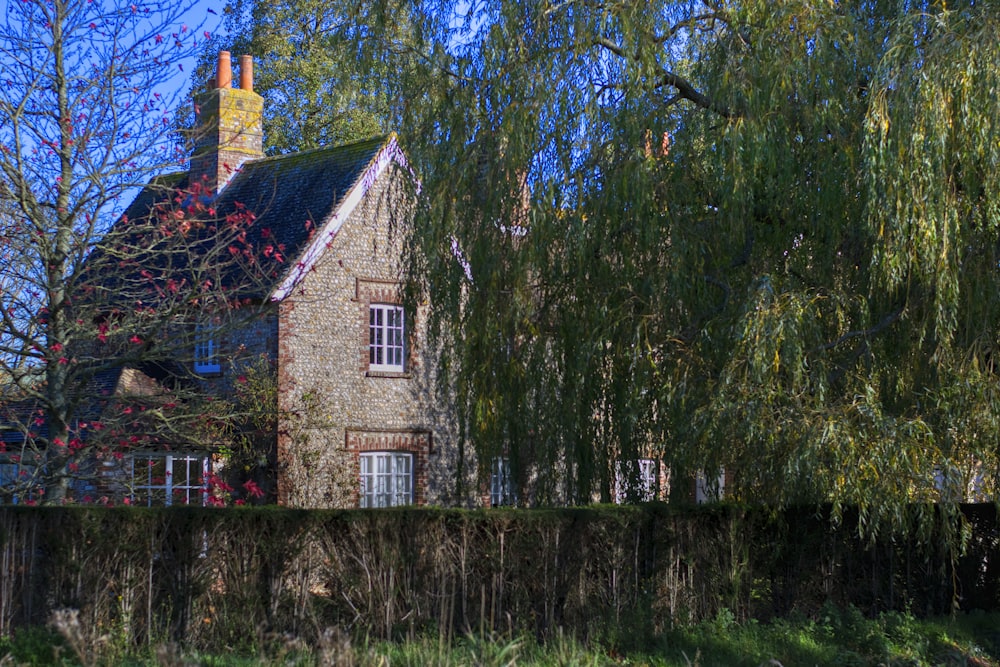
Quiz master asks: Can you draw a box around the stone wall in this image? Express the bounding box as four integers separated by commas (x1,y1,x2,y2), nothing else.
275,164,464,508
193,304,278,397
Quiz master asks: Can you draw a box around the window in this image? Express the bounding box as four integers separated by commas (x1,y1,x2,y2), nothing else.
490,457,515,507
615,459,656,503
696,469,725,504
359,452,412,507
131,453,209,506
193,323,220,374
933,461,993,502
0,460,36,504
369,304,405,372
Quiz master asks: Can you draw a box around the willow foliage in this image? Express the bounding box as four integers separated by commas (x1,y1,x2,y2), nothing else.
380,0,1000,527
194,0,421,153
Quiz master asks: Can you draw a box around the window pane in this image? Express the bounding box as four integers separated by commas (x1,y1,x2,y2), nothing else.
172,456,189,487
375,454,389,507
491,457,515,506
194,323,220,373
369,305,405,372
359,452,413,508
394,454,411,505
147,457,167,486
360,456,372,508
132,454,208,507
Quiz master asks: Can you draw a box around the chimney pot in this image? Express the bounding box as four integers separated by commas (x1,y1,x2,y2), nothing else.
239,55,254,92
216,51,232,89
190,51,263,194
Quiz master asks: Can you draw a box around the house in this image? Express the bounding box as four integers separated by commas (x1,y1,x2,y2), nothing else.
102,51,463,508
0,51,717,508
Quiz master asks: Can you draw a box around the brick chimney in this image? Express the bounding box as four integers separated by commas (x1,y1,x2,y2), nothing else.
189,52,264,194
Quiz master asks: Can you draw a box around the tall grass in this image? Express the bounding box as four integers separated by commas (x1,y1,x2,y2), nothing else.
2,604,994,666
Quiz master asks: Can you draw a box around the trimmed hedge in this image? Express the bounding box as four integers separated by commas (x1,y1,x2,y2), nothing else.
0,503,995,650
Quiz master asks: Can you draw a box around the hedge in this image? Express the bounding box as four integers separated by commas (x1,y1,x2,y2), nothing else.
0,503,995,650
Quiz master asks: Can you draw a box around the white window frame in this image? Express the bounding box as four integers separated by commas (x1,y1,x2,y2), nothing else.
359,451,413,508
490,457,516,507
615,458,657,503
131,453,210,506
193,323,220,374
368,304,405,372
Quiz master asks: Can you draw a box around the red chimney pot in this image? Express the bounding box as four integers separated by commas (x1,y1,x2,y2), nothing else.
239,55,253,92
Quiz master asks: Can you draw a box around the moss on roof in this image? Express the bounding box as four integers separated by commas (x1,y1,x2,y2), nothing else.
213,134,390,271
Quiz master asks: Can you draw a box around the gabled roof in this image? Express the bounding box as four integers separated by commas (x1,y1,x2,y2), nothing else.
229,134,408,301
113,133,410,302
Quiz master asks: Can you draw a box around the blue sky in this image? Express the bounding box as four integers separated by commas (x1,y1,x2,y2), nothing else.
162,0,227,95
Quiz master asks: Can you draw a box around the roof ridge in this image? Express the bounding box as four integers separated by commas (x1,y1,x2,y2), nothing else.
242,134,392,167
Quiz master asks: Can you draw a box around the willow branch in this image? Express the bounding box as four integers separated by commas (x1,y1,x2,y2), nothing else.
592,37,733,118
815,306,905,353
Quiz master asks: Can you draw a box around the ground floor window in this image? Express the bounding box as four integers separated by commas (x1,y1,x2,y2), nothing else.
131,453,209,506
616,458,657,503
360,452,412,508
696,468,725,504
490,457,515,507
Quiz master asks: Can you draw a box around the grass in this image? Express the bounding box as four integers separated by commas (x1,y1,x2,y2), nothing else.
2,605,998,666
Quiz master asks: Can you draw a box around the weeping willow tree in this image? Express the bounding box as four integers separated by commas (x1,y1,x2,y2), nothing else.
360,0,1000,527
217,0,1000,527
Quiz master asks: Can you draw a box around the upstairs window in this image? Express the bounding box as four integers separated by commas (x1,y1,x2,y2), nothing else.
369,304,405,372
360,452,412,508
193,323,220,374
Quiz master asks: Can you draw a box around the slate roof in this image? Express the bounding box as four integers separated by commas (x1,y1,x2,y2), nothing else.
119,171,190,225
0,366,148,445
214,134,389,268
107,134,395,301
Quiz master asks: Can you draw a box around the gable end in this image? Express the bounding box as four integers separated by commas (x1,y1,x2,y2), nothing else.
269,136,412,302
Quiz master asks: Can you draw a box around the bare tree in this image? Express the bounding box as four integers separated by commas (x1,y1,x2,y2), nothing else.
0,0,276,502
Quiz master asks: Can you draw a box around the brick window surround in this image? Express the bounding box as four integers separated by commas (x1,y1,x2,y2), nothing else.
353,278,415,377
346,430,431,507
